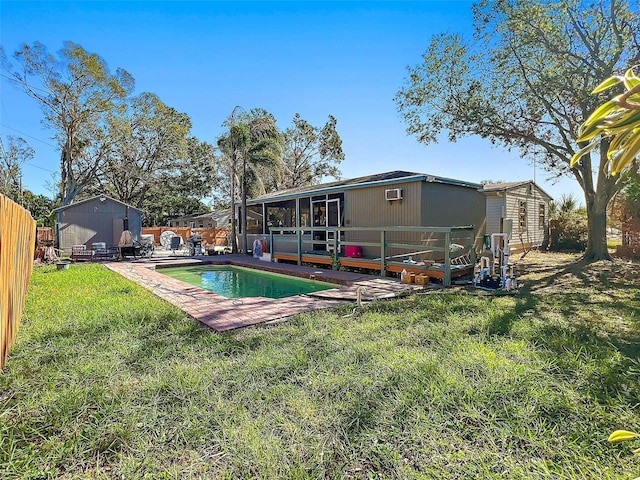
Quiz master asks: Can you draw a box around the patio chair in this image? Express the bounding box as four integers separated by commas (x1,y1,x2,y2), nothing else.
139,234,155,258
169,235,185,255
71,244,95,262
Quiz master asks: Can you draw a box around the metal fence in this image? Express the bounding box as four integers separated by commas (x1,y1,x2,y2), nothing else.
1,194,36,370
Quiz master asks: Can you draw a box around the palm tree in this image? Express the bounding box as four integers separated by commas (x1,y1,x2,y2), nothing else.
217,114,247,254
239,110,282,252
218,108,281,253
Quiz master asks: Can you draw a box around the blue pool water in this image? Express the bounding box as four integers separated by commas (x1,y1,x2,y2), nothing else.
158,265,336,299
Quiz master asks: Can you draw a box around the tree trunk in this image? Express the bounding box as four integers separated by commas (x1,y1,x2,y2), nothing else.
241,172,248,255
230,152,238,253
583,195,611,261
541,220,550,250
578,142,622,262
230,171,238,254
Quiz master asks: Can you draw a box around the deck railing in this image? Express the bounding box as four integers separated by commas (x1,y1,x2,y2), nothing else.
1,195,36,370
267,225,476,287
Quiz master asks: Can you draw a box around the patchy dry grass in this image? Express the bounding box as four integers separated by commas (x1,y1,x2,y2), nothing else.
1,254,639,479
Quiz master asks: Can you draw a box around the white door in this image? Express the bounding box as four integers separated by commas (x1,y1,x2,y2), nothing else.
326,199,341,252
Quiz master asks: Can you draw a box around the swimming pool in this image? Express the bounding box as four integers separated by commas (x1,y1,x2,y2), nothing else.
158,265,337,299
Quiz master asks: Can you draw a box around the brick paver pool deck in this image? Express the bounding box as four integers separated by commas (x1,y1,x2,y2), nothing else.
105,254,423,332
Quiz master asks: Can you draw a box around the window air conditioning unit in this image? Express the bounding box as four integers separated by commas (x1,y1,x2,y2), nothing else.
385,188,403,201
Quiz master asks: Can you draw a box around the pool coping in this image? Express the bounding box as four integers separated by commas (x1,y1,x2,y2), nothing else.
104,255,423,332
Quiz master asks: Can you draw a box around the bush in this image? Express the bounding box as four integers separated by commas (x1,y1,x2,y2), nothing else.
549,195,588,251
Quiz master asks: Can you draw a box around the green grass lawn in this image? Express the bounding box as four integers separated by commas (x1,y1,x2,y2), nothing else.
2,256,640,479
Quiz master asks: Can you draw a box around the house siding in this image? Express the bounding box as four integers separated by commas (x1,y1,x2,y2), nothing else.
485,195,505,236
345,180,423,227
345,180,423,257
497,184,550,250
422,182,486,251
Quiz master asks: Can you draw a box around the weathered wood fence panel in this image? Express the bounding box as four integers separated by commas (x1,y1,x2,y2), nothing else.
617,206,640,259
142,226,230,247
1,194,36,370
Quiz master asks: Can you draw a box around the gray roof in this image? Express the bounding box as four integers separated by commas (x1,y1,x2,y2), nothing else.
481,180,553,201
248,170,482,204
168,209,261,225
53,195,143,213
168,211,213,222
481,181,531,191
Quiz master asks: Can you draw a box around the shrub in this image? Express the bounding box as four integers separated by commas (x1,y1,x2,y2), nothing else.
549,195,588,251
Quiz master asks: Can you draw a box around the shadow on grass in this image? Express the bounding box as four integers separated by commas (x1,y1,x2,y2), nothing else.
483,256,640,404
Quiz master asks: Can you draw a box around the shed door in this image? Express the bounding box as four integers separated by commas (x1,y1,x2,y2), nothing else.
113,218,124,245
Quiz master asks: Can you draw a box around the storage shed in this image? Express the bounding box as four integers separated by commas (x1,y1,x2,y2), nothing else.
482,181,553,252
54,195,143,252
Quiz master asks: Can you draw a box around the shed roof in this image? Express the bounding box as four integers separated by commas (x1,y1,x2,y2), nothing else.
482,180,553,201
53,195,144,213
248,170,482,204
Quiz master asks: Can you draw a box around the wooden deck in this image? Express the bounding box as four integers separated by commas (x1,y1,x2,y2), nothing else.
265,225,477,287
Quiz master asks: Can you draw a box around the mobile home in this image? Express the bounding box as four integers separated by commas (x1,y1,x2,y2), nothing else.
243,171,486,261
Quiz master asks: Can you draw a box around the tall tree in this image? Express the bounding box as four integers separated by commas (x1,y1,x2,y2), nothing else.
2,42,134,205
395,0,640,261
0,136,33,201
272,113,344,191
97,92,191,205
217,108,281,252
141,137,217,226
217,108,247,253
238,109,281,251
22,190,55,226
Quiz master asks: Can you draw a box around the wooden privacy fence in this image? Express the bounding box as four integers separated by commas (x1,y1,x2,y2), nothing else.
143,226,230,247
617,206,640,259
1,194,36,370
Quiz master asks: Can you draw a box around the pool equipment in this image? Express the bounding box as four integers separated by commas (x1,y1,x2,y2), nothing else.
474,233,517,291
343,286,368,318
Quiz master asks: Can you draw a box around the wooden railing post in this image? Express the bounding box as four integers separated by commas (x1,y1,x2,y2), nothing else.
380,230,387,277
269,230,274,262
332,229,339,270
443,230,451,287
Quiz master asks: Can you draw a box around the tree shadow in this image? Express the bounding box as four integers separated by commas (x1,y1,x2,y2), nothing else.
484,255,640,403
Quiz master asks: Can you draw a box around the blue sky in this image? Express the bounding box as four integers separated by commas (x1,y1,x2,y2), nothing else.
1,0,583,203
